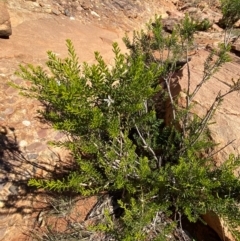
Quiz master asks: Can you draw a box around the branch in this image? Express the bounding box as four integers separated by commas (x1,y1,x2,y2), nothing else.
135,124,159,163
189,56,221,103
207,139,236,159
182,44,191,137
179,91,222,154
164,75,176,120
191,91,222,147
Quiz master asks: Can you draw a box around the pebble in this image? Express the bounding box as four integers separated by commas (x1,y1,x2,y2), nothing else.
22,120,31,126
19,140,28,147
91,11,100,18
32,2,40,7
76,6,83,11
37,128,48,139
0,182,6,192
27,153,39,160
22,171,32,180
3,108,14,115
6,87,18,95
9,184,18,195
52,7,61,15
64,8,71,16
26,142,46,152
44,8,52,14
0,201,4,208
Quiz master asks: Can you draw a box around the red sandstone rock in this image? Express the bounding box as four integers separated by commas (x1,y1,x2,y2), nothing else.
0,2,12,37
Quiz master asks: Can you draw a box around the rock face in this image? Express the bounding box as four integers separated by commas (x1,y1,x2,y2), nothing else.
203,212,235,241
231,38,240,54
179,49,240,165
5,0,173,31
0,2,12,37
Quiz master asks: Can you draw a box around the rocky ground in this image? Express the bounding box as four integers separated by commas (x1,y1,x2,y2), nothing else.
1,0,240,240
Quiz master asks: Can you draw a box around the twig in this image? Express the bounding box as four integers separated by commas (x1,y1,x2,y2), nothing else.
191,91,222,146
178,212,187,241
164,75,176,120
179,91,221,154
189,57,221,103
135,124,158,162
207,139,236,159
183,44,191,137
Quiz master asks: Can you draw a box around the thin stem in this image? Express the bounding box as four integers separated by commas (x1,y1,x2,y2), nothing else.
191,92,221,146
164,75,176,120
207,139,236,159
189,58,221,103
178,212,187,241
182,43,191,137
135,124,158,162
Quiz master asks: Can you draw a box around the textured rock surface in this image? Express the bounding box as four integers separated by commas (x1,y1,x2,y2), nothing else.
0,2,12,37
203,212,235,241
179,49,240,165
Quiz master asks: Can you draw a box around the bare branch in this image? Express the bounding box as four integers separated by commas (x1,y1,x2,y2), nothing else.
135,124,158,162
207,139,236,159
164,75,176,120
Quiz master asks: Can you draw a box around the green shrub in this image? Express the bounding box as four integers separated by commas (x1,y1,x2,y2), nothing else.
195,19,212,31
13,15,240,240
219,0,240,28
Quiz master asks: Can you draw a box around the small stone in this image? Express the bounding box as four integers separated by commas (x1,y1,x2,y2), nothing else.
22,170,32,180
0,182,6,192
19,140,28,147
54,131,65,140
81,0,92,10
32,2,40,7
9,184,18,195
3,108,14,115
64,8,71,16
6,86,18,95
52,7,61,15
10,75,20,81
27,142,46,152
27,153,39,160
59,0,67,5
37,128,48,139
22,120,31,126
44,8,52,14
91,11,100,18
76,6,83,11
0,201,4,208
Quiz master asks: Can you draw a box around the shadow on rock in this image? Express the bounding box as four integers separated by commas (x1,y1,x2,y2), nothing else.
0,126,83,236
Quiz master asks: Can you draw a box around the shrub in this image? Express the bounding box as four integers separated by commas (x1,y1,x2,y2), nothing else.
219,0,240,28
13,15,240,240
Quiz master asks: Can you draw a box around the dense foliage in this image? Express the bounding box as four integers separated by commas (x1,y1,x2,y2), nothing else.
219,0,240,28
13,12,240,241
